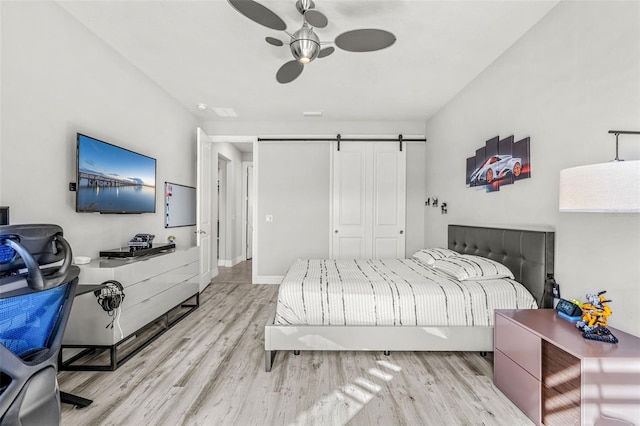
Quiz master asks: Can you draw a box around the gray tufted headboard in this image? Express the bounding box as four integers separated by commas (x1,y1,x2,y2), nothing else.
448,225,555,309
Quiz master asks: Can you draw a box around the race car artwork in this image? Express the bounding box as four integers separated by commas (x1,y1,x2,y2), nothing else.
469,154,522,186
465,135,531,192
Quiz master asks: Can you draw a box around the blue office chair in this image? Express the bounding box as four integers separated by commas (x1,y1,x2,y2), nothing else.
0,224,80,425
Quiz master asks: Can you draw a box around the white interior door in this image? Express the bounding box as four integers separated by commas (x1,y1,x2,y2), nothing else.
217,157,229,266
331,142,369,259
247,164,253,259
331,141,406,259
196,128,213,290
241,161,253,261
372,143,406,258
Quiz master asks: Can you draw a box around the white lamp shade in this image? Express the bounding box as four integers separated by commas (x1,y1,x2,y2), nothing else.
559,160,640,213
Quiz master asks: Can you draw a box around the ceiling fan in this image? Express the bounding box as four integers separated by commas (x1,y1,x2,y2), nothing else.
228,0,396,84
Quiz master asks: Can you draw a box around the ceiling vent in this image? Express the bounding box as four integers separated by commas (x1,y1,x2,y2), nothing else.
213,108,238,117
303,111,323,117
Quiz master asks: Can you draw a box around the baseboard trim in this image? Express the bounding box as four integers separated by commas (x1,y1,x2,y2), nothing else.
254,275,283,285
218,257,244,268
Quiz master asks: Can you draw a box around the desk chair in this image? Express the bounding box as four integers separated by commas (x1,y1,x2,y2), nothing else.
0,224,80,425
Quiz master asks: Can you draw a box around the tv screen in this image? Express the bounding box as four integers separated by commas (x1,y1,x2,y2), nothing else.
76,133,156,214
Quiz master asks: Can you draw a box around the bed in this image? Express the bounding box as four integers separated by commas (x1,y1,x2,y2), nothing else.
264,225,555,372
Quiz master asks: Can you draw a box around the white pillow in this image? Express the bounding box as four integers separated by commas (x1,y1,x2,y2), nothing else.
412,248,459,266
433,254,514,281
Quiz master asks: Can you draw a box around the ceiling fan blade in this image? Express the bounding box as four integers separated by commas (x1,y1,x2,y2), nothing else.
305,10,328,28
318,46,334,58
276,61,304,84
265,36,284,47
228,0,287,31
335,29,396,52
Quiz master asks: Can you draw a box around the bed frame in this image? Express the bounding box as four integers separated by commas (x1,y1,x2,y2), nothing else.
264,225,555,372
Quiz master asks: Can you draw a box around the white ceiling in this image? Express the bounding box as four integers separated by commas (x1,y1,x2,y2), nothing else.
58,0,559,129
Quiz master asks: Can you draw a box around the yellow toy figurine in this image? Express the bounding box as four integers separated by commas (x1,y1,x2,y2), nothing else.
576,291,618,344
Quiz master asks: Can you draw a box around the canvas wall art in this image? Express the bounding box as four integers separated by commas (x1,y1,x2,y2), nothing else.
466,135,531,192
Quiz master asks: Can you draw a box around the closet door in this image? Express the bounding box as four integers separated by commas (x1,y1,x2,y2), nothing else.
331,142,370,259
372,143,406,258
331,142,406,259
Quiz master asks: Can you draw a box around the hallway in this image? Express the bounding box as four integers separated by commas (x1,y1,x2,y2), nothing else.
211,259,252,285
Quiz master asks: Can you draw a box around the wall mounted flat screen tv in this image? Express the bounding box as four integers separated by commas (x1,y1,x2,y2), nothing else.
76,133,156,214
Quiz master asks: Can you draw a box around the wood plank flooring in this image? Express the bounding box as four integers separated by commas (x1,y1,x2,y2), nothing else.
59,260,533,425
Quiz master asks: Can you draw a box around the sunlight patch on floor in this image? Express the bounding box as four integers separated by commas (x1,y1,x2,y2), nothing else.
288,357,403,426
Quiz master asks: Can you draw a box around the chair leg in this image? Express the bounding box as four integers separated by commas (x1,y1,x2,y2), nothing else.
60,391,93,408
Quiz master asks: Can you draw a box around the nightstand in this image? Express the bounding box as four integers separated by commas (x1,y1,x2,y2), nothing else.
494,309,640,425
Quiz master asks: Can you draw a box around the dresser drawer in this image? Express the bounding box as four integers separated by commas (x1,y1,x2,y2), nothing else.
495,313,541,379
495,349,541,425
119,281,198,338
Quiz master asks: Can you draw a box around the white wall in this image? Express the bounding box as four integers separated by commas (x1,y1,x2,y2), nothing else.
405,142,426,256
0,2,201,258
254,140,425,281
256,142,331,279
423,1,640,336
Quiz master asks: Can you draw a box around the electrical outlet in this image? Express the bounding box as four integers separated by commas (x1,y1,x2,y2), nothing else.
265,215,273,222
69,182,77,191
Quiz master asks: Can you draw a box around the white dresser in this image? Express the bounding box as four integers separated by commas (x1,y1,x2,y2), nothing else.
61,246,199,370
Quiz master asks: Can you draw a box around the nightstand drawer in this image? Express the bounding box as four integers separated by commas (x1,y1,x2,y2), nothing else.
495,349,541,425
495,313,541,379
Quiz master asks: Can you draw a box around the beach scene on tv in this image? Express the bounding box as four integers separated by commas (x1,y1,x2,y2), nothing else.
77,135,156,213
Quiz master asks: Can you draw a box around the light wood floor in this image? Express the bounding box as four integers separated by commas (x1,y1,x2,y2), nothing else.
59,260,533,426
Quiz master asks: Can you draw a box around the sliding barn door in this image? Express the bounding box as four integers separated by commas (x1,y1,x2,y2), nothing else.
372,142,406,258
331,142,369,259
331,142,406,259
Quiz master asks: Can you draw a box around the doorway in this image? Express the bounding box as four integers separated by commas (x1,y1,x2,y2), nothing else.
208,135,257,281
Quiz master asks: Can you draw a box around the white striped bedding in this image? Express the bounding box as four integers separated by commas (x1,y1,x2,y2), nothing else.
274,258,537,327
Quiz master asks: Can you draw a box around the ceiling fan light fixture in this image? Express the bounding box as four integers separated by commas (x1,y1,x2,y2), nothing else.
290,23,320,64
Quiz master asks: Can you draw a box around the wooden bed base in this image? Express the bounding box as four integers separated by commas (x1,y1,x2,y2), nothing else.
264,224,555,372
264,310,494,372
